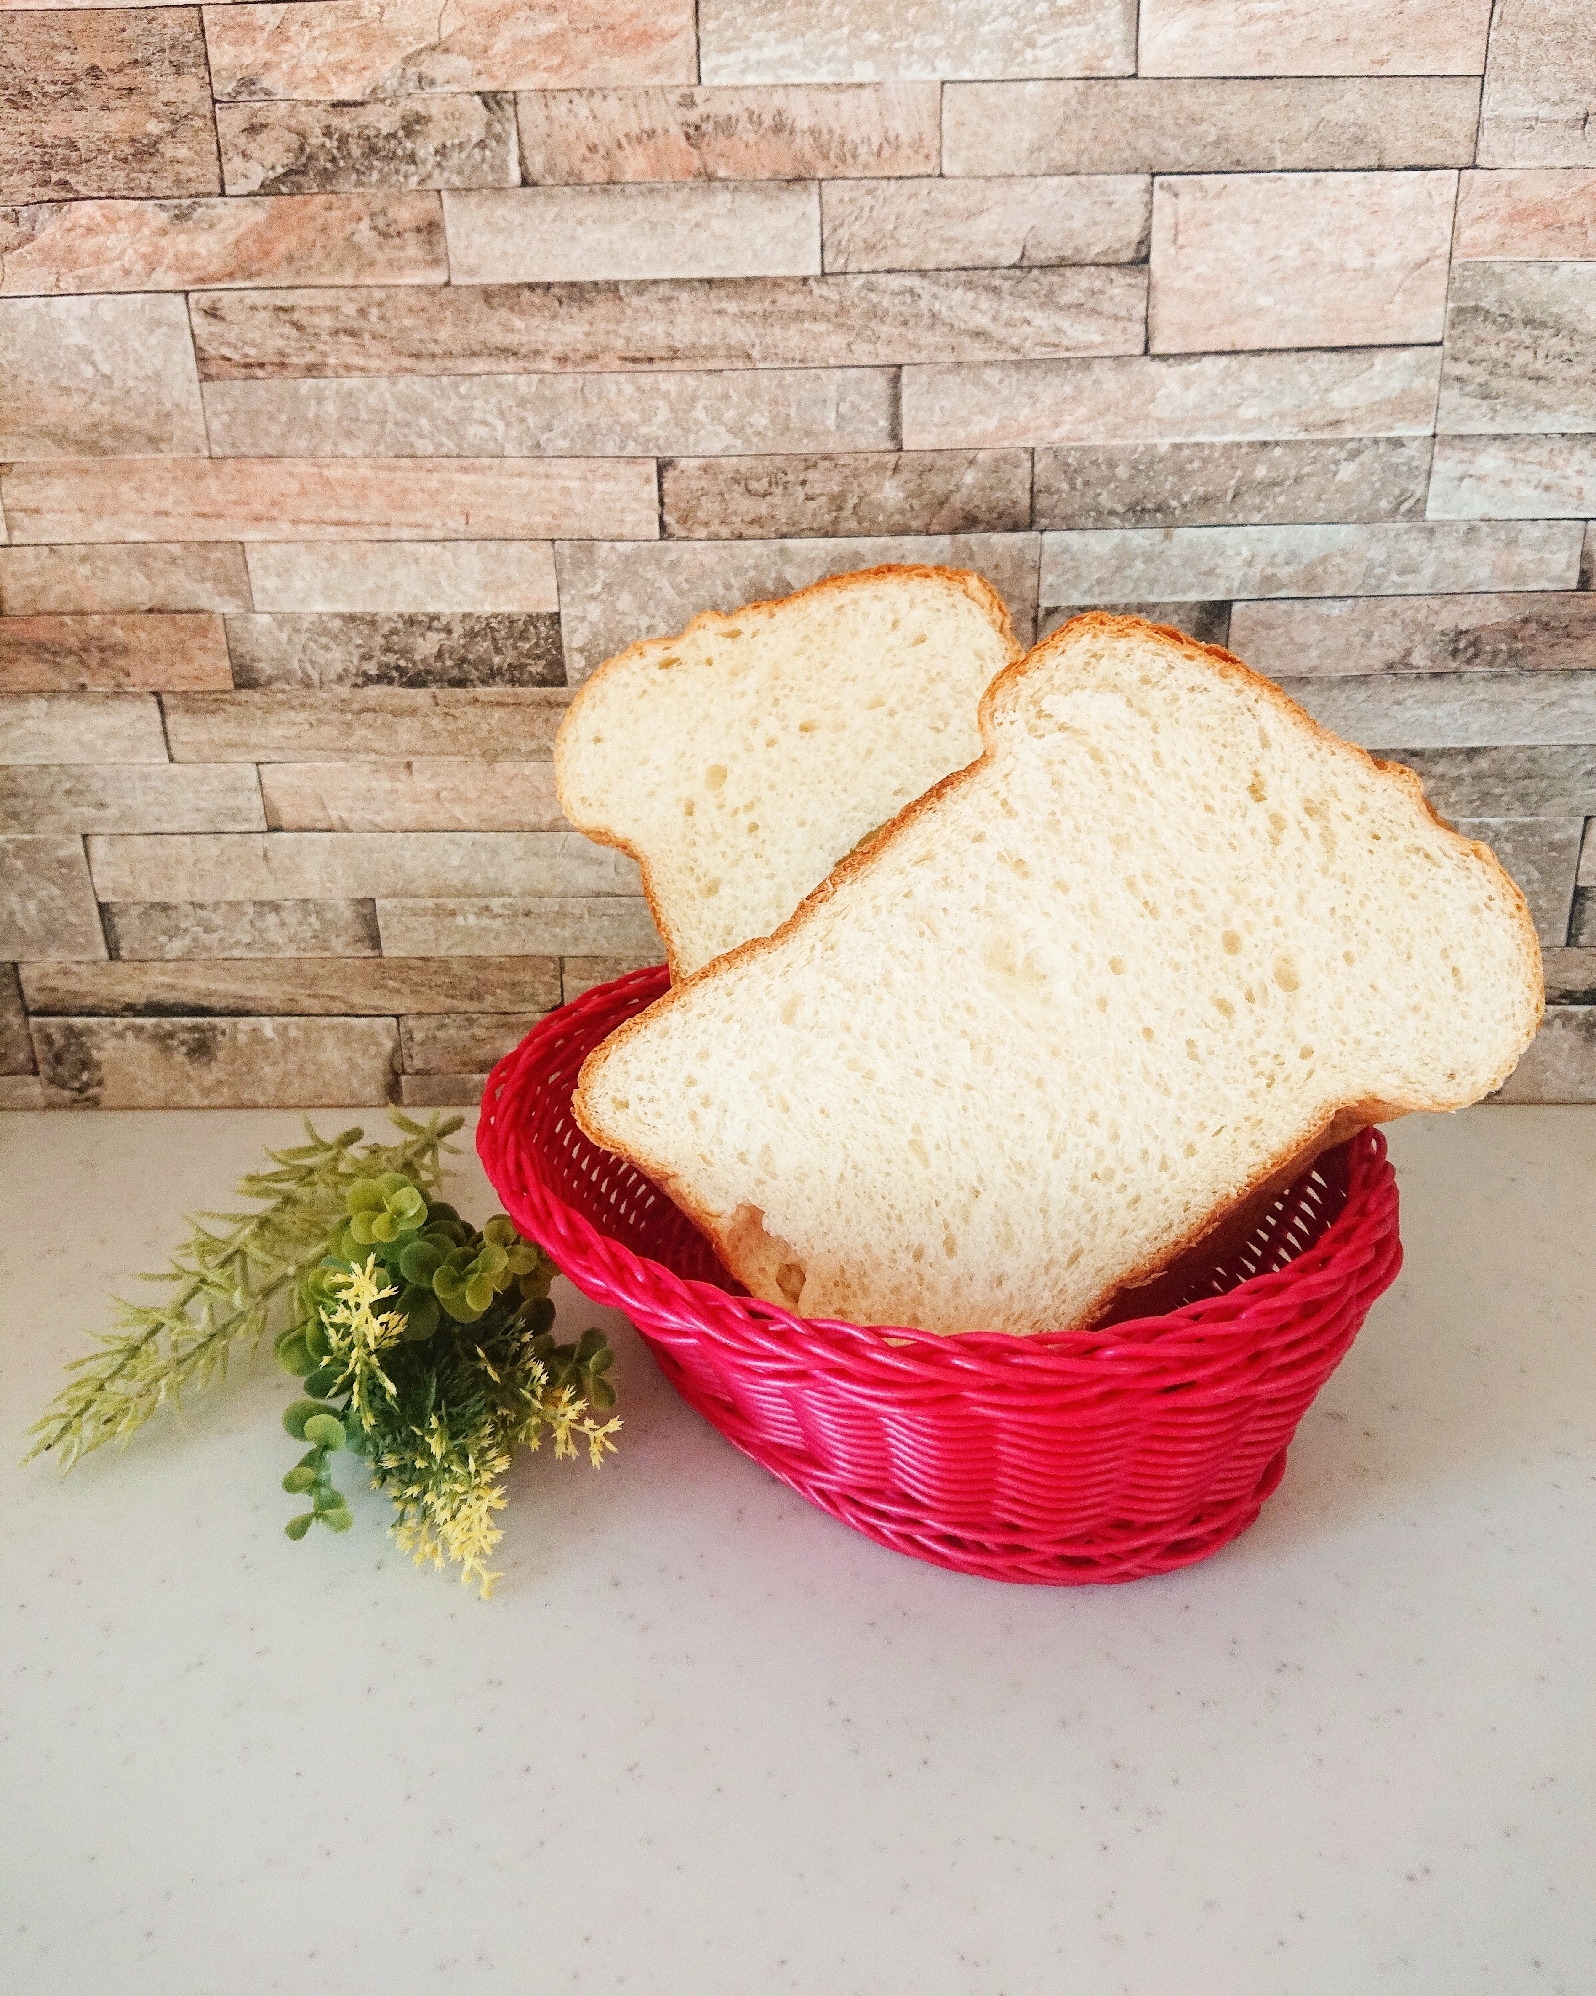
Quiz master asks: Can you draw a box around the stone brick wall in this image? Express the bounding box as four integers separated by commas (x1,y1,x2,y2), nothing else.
1,0,1592,1108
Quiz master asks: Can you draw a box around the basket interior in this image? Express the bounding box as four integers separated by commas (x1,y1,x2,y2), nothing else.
514,966,1355,1335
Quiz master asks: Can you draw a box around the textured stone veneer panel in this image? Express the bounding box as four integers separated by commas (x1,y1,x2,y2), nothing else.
820,177,1150,272
903,349,1442,449
0,835,107,960
21,956,562,1017
224,612,566,689
1032,440,1432,531
1437,264,1596,436
1150,172,1456,354
0,457,658,544
1137,0,1492,77
0,296,207,459
0,9,219,204
0,764,266,837
205,0,697,101
259,760,564,833
517,84,939,184
0,693,169,765
29,1014,400,1109
942,79,1482,176
1428,439,1596,521
1229,594,1596,678
188,271,1148,377
244,542,558,614
0,544,253,616
102,899,382,960
1478,0,1596,168
0,614,232,692
0,194,446,295
376,897,661,957
162,689,572,762
1453,171,1596,261
659,451,1033,540
201,370,897,459
216,96,519,196
699,0,1136,82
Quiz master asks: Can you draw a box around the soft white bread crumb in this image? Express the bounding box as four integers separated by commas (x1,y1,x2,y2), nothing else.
555,565,1020,980
575,614,1543,1336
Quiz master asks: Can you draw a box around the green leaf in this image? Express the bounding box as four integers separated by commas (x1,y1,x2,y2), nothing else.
283,1398,339,1441
282,1466,317,1493
302,1364,341,1398
303,1412,345,1450
321,1506,353,1533
274,1329,313,1376
285,1513,314,1541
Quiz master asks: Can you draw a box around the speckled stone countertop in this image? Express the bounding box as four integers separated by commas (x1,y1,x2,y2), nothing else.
4,1105,1593,1996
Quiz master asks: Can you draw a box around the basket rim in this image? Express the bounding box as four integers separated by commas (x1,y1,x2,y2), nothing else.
479,966,1398,1366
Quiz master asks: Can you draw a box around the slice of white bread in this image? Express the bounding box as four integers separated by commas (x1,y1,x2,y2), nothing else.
555,565,1020,980
575,613,1543,1337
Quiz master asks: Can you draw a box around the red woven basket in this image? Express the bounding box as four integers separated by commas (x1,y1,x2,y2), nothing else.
479,967,1403,1585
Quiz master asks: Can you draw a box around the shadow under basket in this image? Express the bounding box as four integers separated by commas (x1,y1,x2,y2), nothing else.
479,967,1404,1586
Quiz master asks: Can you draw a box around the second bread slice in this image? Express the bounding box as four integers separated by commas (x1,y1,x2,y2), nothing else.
555,565,1020,980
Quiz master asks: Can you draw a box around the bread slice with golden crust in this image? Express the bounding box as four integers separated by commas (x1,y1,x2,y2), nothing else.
574,613,1543,1336
554,564,1021,980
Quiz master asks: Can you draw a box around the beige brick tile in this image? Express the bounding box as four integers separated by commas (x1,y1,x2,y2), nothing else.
378,898,661,957
1150,172,1456,355
0,834,105,959
245,541,557,613
0,544,252,616
201,369,896,458
1041,601,1231,647
1452,818,1582,946
86,830,640,905
0,962,31,1078
0,295,206,459
1040,522,1582,606
1490,1010,1596,1103
555,532,1041,680
1579,837,1596,890
162,687,572,763
0,764,266,836
903,348,1443,450
1479,0,1596,169
821,176,1148,273
399,1071,486,1107
1229,594,1596,679
0,456,658,545
189,270,1148,377
517,83,938,184
0,194,445,296
0,692,168,765
217,95,518,196
445,183,820,283
206,0,697,101
1438,265,1596,436
1275,671,1596,751
225,613,565,689
1584,523,1596,591
0,1075,47,1110
0,613,231,692
1033,439,1430,531
660,451,1032,539
260,760,563,833
0,10,219,204
1389,749,1596,821
400,1012,544,1073
1429,438,1596,520
700,0,1135,82
1454,170,1596,261
1544,952,1596,1004
941,78,1482,176
21,954,561,1016
1137,0,1492,77
104,899,381,960
561,953,666,1001
30,1014,400,1108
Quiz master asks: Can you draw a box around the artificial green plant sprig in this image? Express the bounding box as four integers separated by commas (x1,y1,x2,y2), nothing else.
278,1205,620,1596
24,1115,463,1470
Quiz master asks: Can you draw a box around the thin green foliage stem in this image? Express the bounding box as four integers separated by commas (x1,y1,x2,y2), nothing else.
24,1113,463,1471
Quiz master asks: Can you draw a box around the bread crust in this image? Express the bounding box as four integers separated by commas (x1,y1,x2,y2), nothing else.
554,563,1020,982
575,611,1545,1336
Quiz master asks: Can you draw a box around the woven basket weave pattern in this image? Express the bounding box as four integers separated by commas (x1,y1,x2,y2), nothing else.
479,968,1403,1585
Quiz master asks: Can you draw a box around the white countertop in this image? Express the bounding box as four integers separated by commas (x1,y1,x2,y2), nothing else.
4,1104,1593,1996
